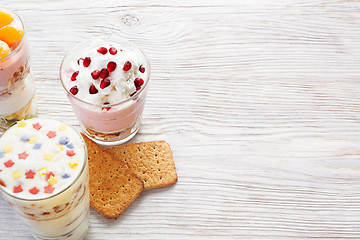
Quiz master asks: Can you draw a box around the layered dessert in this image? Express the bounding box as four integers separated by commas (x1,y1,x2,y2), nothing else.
60,37,150,145
0,118,89,240
0,8,37,133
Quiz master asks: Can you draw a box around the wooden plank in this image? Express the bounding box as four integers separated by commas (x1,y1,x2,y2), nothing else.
1,0,360,239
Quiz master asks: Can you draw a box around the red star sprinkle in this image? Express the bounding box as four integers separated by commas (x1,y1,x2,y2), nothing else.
32,123,42,130
29,187,40,195
45,171,54,181
13,185,23,193
44,184,55,194
46,131,57,139
4,160,14,168
18,151,29,160
66,150,75,157
25,169,36,179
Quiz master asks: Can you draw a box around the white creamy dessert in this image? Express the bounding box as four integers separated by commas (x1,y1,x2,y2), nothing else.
61,38,148,106
0,118,89,240
0,118,85,199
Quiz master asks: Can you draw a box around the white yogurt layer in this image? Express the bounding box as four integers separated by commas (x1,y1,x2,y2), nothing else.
61,38,148,105
0,118,86,199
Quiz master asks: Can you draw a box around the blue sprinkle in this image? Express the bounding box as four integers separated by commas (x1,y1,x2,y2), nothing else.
66,143,74,149
59,137,69,145
0,151,4,158
33,143,42,150
62,173,70,179
20,135,30,142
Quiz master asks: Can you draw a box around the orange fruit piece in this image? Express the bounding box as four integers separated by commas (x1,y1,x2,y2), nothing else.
0,11,14,28
0,26,23,49
0,40,10,59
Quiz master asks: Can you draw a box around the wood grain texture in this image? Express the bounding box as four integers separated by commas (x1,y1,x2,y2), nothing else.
1,0,360,239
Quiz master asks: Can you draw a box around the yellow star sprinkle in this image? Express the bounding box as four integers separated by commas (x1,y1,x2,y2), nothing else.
12,170,22,180
57,123,67,131
28,136,38,144
57,144,63,151
68,158,79,169
47,176,57,186
38,168,47,175
4,145,13,153
43,152,54,161
17,119,27,128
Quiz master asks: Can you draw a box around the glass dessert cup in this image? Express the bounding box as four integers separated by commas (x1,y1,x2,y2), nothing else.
0,119,90,240
0,8,37,134
60,37,150,146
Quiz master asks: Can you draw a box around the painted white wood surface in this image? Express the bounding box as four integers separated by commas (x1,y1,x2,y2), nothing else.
1,0,360,239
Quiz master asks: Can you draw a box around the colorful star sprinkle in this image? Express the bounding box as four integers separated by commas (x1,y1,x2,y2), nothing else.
57,144,63,151
44,184,55,194
13,185,23,193
29,187,39,195
47,176,57,186
66,150,75,157
43,152,54,161
12,170,22,180
17,119,27,128
33,143,42,150
0,151,4,158
46,131,57,139
45,171,54,181
32,122,42,130
4,145,13,153
20,135,30,142
59,137,69,145
28,136,38,144
4,160,14,168
25,169,36,179
38,168,47,176
18,151,29,160
68,158,79,169
62,173,70,179
66,143,74,149
57,123,67,131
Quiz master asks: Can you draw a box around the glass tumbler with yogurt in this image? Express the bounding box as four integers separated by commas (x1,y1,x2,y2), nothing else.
0,118,90,240
0,8,37,134
60,37,150,146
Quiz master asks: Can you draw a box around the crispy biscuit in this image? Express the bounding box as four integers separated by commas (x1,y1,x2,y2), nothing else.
81,134,144,219
106,140,178,190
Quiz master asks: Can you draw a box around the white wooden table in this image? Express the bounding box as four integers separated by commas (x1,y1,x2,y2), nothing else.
1,0,360,239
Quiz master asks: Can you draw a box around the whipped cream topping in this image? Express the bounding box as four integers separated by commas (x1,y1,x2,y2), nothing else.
0,118,86,199
61,38,148,106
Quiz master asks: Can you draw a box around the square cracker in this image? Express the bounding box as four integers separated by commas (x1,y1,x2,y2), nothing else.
81,134,144,219
106,140,178,190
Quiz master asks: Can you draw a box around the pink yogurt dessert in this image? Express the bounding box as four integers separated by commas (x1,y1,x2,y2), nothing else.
60,37,150,146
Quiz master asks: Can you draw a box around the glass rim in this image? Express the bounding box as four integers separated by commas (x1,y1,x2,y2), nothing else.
0,118,88,202
59,36,151,108
0,8,26,62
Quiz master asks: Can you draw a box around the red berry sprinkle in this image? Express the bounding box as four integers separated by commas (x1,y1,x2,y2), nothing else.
139,65,145,73
107,61,117,72
123,61,132,71
91,70,100,80
45,171,55,181
71,71,79,81
77,58,84,65
89,85,98,94
4,160,14,168
97,47,108,54
99,68,109,79
44,185,55,194
134,78,144,90
100,79,111,89
66,150,75,157
69,86,79,95
102,102,111,111
83,57,91,67
109,47,117,55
